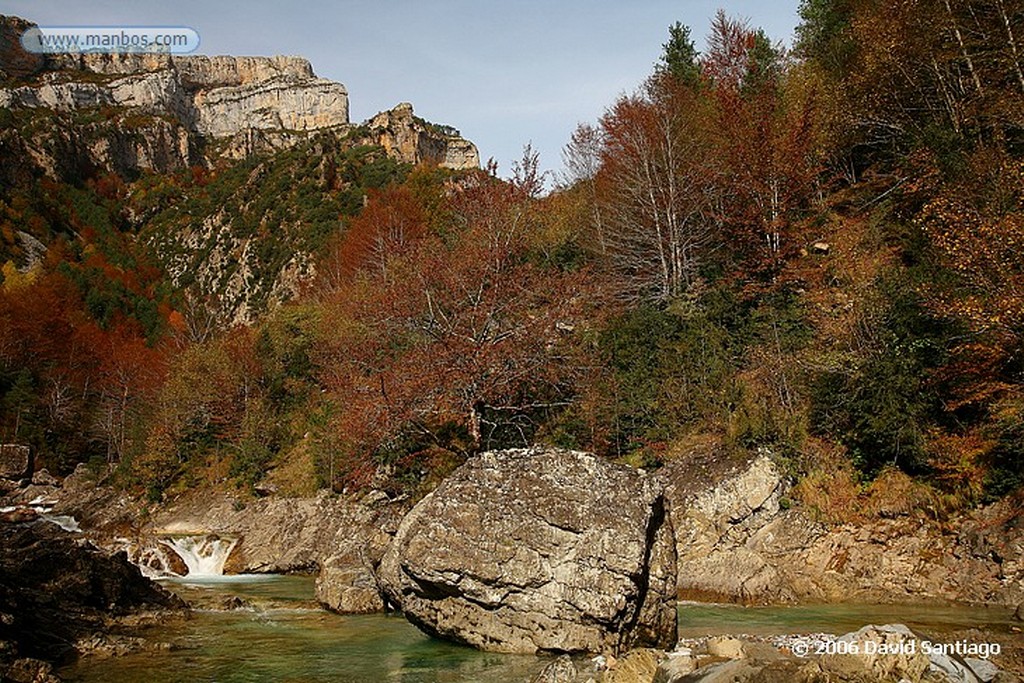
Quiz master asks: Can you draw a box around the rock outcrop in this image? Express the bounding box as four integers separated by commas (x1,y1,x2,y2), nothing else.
139,490,393,575
0,521,183,672
660,449,796,603
1,51,350,140
364,102,479,171
378,447,677,654
661,447,1024,607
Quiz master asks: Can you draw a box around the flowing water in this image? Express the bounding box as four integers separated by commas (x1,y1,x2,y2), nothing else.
60,576,1019,683
157,535,239,577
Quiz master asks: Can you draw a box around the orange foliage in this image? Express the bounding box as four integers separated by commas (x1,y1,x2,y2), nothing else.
315,169,591,488
318,185,427,293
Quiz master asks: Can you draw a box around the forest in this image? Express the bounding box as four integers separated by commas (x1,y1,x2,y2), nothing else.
1,0,1023,519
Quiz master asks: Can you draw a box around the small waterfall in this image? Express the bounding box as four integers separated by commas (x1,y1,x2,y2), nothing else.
39,512,80,532
158,535,238,577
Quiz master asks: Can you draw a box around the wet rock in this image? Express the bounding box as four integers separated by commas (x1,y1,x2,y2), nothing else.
0,523,184,665
531,654,577,683
0,507,39,524
379,447,677,654
220,596,252,611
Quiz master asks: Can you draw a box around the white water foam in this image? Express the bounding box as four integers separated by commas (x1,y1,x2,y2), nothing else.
158,535,239,578
39,513,80,532
1,503,81,532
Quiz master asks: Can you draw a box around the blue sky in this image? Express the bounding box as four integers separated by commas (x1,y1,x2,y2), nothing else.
6,1,801,177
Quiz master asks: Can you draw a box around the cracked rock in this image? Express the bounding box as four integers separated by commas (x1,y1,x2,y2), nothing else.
378,447,677,654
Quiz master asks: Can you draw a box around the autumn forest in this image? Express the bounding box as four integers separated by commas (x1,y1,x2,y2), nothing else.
2,0,1023,518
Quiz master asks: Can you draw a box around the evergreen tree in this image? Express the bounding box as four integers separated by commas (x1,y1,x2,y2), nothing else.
657,22,700,86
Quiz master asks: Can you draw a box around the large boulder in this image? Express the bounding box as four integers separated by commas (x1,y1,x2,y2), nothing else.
378,447,677,654
315,550,385,614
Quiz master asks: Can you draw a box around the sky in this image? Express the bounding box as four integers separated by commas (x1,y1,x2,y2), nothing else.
6,1,801,178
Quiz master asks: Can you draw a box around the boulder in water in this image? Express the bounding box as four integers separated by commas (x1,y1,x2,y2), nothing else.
316,550,385,614
378,447,677,654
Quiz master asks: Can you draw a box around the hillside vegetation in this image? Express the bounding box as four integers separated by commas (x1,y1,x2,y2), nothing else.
1,1,1022,516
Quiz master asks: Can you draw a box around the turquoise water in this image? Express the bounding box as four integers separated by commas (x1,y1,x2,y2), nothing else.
61,576,1019,683
62,575,542,683
678,601,1017,638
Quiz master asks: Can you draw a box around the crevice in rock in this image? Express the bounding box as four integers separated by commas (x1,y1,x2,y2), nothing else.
619,492,666,651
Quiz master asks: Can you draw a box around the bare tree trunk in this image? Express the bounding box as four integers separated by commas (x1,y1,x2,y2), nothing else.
996,0,1024,93
943,0,985,96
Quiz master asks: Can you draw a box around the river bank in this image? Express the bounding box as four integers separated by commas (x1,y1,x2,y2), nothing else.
3,446,1023,681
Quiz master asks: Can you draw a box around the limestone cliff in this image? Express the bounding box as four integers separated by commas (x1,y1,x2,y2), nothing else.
0,16,478,175
363,102,479,171
1,14,480,324
1,50,350,140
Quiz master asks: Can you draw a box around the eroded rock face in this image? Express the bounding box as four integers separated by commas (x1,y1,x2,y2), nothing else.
378,447,677,654
661,450,794,603
1,50,350,140
661,448,1024,607
364,102,479,170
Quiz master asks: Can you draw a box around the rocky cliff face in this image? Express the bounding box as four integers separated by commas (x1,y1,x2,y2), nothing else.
364,102,479,171
1,52,350,140
1,14,480,323
660,449,1024,607
1,17,478,175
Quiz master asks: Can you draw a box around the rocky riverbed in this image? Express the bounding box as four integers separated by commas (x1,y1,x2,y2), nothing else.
3,445,1024,681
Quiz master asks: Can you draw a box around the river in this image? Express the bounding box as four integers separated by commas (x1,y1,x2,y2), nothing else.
61,575,1018,683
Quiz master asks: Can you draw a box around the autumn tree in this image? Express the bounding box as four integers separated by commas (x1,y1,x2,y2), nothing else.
315,155,590,489
317,184,428,293
703,11,819,272
596,78,719,303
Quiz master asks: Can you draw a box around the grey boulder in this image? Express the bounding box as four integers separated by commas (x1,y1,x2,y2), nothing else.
378,447,677,654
